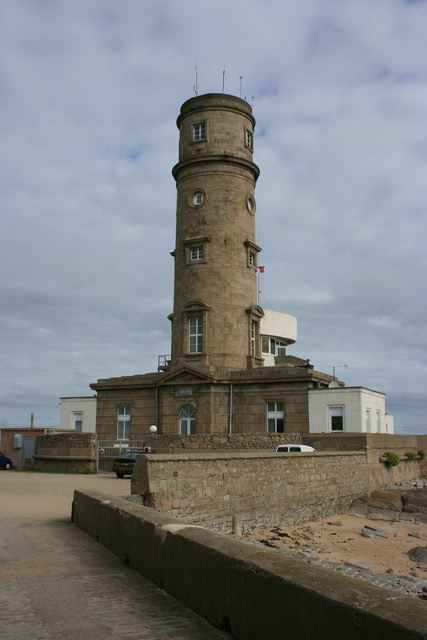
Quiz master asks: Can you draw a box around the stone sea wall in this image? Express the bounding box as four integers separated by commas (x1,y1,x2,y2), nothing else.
132,451,368,533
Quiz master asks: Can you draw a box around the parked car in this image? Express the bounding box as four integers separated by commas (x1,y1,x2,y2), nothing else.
276,444,316,453
0,454,13,469
112,448,155,478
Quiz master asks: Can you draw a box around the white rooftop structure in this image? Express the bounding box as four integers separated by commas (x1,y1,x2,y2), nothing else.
260,309,298,366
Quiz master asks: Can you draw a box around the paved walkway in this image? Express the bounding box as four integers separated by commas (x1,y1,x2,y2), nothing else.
0,471,229,640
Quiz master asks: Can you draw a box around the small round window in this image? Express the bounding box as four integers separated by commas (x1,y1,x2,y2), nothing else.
246,195,256,214
188,189,206,208
193,191,204,206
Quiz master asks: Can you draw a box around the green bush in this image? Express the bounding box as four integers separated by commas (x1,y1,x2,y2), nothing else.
418,449,425,460
405,451,416,461
383,451,400,466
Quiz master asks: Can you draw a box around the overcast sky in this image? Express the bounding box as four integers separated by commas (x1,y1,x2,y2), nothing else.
1,0,426,434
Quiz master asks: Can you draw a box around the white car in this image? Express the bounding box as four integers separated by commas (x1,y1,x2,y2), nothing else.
276,444,316,453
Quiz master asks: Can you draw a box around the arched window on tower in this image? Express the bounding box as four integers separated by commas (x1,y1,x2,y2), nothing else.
180,405,196,435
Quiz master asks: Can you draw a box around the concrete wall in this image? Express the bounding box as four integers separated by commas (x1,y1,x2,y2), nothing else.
131,451,369,532
34,432,97,473
72,489,427,640
60,396,97,433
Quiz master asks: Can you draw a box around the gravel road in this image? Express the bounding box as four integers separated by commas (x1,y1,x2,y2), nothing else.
0,471,228,640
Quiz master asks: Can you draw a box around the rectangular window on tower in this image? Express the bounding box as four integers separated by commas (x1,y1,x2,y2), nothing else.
251,321,257,355
189,315,203,353
193,122,206,141
245,128,253,151
244,240,260,270
248,251,256,268
191,246,204,261
184,236,210,265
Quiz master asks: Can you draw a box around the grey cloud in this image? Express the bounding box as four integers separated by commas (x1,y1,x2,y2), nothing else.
0,0,425,432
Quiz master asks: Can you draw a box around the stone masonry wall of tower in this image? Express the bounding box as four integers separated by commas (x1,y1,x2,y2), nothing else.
170,94,262,371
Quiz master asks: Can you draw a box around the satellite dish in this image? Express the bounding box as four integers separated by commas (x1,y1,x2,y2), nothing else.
328,381,339,388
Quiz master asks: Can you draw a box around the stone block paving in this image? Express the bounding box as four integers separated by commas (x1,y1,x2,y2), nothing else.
0,472,229,640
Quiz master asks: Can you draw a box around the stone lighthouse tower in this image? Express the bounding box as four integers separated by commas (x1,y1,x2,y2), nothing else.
170,93,263,371
91,93,339,438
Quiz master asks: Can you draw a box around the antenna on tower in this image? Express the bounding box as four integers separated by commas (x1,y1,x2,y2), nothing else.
222,64,226,93
193,64,198,95
239,75,243,98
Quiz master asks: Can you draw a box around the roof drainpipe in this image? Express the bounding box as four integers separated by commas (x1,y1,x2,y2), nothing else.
155,386,159,433
229,384,233,434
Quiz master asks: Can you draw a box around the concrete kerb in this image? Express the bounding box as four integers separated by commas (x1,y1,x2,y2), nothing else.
72,489,427,640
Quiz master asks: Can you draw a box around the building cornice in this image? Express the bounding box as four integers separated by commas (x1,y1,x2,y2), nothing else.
172,154,260,182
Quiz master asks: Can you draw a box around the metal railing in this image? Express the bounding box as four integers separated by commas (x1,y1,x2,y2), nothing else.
96,440,147,472
158,355,171,372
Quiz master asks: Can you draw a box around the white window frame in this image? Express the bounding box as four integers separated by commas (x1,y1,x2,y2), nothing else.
193,122,206,141
117,405,131,441
183,236,210,265
191,246,204,261
189,315,203,353
193,192,204,205
262,337,287,356
180,405,196,435
366,409,371,432
251,321,256,356
72,412,83,432
188,189,206,208
244,240,261,270
267,401,284,433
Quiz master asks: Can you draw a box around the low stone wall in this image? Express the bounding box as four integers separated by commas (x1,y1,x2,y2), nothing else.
304,432,426,457
303,433,426,489
72,489,427,640
142,432,303,452
132,451,369,532
33,432,96,473
365,434,426,488
371,457,425,489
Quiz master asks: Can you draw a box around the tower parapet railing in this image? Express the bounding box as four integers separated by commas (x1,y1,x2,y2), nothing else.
157,355,171,372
